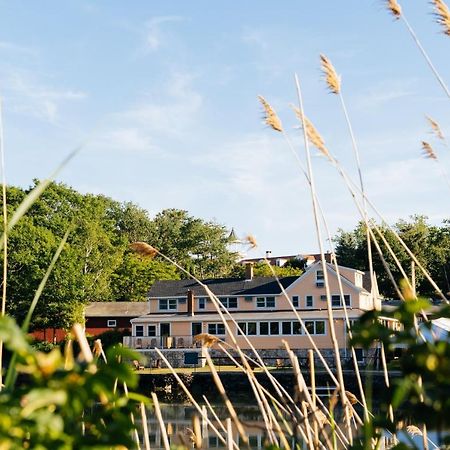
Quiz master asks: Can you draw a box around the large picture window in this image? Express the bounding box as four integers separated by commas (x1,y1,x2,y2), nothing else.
331,295,351,307
235,320,325,336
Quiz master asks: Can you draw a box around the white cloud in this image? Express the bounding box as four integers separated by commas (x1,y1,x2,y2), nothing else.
1,70,87,123
143,16,184,52
354,79,416,109
91,71,203,155
0,41,37,56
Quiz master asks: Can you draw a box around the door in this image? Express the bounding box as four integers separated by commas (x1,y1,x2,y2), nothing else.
160,323,171,348
191,322,202,347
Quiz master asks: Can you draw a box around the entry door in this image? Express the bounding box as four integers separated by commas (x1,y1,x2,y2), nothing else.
160,323,171,347
191,322,202,336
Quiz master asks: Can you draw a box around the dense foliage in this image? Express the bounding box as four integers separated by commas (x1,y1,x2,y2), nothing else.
2,181,239,331
334,216,450,299
0,316,145,449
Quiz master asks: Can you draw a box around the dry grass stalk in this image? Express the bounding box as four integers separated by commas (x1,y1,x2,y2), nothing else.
140,402,151,450
432,0,450,35
258,95,283,132
244,234,258,249
72,323,93,363
204,350,248,445
291,106,332,161
191,415,203,449
193,332,219,348
386,0,402,18
151,392,171,450
426,115,445,140
153,348,239,450
406,425,423,436
129,241,158,258
422,141,437,160
320,54,341,94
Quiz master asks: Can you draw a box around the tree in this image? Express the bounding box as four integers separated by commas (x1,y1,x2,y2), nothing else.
334,215,450,298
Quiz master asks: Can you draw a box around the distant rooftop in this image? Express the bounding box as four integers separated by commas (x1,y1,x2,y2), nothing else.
85,302,149,317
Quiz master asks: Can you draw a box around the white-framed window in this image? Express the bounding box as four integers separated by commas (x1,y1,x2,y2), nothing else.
158,298,177,311
147,325,157,337
208,323,225,335
305,295,314,308
107,319,117,327
236,320,325,336
331,295,351,307
198,297,206,310
219,297,238,309
256,296,276,308
135,325,144,337
316,270,324,287
292,296,299,308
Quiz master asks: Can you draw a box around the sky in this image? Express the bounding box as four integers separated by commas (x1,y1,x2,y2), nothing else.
0,1,448,259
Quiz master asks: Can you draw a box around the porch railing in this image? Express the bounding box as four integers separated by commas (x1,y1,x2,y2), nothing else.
124,335,202,350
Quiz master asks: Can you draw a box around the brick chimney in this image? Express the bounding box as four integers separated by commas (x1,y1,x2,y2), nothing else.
187,290,195,316
245,262,254,281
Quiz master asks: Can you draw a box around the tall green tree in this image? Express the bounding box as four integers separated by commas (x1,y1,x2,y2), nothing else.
334,215,450,298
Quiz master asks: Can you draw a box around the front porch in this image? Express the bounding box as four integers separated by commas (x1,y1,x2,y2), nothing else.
123,335,201,350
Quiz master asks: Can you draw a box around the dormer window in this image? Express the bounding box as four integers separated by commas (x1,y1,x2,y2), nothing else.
159,298,177,311
316,270,324,288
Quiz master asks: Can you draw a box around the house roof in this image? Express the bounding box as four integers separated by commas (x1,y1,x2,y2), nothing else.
148,276,300,298
85,302,149,317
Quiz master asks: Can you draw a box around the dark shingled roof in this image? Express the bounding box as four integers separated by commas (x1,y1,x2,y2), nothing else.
148,276,300,298
85,302,149,317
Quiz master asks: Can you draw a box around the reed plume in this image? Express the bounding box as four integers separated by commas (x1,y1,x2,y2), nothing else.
386,0,402,19
320,54,341,94
431,0,450,35
406,425,423,436
193,333,219,348
291,106,332,161
258,95,283,132
129,241,158,258
422,141,437,160
426,115,445,140
244,234,258,249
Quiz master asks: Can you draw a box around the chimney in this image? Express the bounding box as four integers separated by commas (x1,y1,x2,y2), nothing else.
187,290,195,316
245,262,254,281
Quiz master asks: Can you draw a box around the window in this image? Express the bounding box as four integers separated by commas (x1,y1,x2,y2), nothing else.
256,296,276,308
219,297,238,309
135,325,144,337
198,297,206,310
331,295,351,307
159,298,177,311
237,322,246,335
306,295,314,308
305,321,315,334
247,322,257,335
315,320,326,335
270,322,280,335
259,322,269,335
107,319,117,327
208,323,225,335
147,325,156,337
293,322,302,335
282,321,292,335
316,270,324,287
292,296,299,308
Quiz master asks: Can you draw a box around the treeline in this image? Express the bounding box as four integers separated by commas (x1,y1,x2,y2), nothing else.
3,181,242,330
334,215,450,299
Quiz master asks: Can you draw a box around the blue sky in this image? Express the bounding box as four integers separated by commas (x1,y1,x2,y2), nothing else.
0,1,448,258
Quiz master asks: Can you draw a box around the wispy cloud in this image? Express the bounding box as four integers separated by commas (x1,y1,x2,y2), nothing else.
0,69,87,123
355,79,416,109
241,28,269,51
143,16,184,52
0,41,38,56
91,70,203,155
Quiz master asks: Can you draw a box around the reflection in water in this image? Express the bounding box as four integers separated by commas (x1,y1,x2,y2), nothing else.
140,403,445,449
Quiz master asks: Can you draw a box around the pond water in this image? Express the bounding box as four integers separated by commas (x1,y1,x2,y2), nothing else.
140,403,447,449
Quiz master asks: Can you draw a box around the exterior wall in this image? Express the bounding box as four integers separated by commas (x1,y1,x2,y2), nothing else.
285,265,361,309
130,316,350,350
